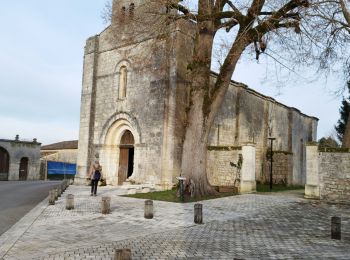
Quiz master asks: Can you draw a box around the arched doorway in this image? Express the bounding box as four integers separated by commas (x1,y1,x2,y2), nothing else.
0,146,10,181
118,130,134,185
19,157,29,180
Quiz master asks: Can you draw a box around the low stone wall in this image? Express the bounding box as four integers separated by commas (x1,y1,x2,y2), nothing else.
207,146,242,187
319,152,350,203
207,144,256,193
305,144,350,204
262,152,293,185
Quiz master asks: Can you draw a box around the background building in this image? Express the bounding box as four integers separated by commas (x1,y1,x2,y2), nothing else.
0,136,41,181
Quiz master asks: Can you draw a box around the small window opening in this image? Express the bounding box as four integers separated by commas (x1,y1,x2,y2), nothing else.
119,66,128,99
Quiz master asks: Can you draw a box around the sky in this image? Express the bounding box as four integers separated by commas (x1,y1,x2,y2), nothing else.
0,1,345,145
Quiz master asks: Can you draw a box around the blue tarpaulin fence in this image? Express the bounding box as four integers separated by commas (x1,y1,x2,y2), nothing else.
47,161,76,175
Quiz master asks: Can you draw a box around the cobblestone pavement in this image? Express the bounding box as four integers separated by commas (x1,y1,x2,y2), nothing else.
1,186,350,259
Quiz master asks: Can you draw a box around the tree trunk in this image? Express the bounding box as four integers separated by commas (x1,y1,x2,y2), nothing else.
342,111,350,148
181,89,217,197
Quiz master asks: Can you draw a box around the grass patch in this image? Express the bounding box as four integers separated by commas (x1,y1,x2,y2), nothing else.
123,189,235,203
257,183,304,192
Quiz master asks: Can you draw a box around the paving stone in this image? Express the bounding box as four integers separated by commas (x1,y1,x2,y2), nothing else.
1,186,350,259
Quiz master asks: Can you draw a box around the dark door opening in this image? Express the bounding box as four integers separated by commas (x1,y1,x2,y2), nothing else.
118,130,135,185
19,157,29,181
127,148,134,178
0,147,10,181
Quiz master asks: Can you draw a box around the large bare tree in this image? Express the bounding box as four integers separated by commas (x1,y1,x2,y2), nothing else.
338,0,350,148
107,0,348,196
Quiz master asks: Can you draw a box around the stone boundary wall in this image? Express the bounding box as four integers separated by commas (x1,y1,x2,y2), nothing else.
262,152,293,185
207,144,256,194
207,146,242,187
305,144,350,204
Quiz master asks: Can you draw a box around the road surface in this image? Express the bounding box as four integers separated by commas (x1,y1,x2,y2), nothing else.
0,181,61,235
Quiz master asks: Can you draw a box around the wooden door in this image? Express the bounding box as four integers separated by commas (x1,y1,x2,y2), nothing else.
19,157,29,181
118,148,129,185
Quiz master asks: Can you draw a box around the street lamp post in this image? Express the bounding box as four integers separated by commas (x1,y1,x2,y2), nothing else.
268,137,276,191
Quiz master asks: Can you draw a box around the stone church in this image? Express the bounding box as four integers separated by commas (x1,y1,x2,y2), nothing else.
75,0,318,189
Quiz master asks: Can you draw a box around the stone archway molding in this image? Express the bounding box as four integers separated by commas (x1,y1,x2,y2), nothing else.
99,112,141,145
99,112,141,186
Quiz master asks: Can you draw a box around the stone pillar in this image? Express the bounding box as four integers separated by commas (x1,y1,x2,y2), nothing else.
101,197,111,214
49,190,55,205
144,200,153,219
66,194,74,210
54,188,58,201
240,144,256,194
114,249,132,260
305,144,320,199
57,186,62,197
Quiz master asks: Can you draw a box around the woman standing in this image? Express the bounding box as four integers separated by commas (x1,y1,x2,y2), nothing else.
89,161,103,196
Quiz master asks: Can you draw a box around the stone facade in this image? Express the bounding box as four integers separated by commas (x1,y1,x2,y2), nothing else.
305,144,350,204
76,0,318,189
0,137,41,181
208,83,318,186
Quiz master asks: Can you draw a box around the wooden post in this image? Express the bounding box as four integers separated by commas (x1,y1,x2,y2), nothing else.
48,190,55,205
114,249,131,260
66,194,74,210
101,197,111,214
194,203,203,224
144,200,153,219
331,216,341,240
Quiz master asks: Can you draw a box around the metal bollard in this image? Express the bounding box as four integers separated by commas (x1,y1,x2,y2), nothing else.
48,190,55,205
144,200,153,219
66,194,74,210
331,216,341,240
194,203,203,224
114,249,132,260
101,197,111,214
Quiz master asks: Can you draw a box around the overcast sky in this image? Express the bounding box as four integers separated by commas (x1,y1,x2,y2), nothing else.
0,1,345,145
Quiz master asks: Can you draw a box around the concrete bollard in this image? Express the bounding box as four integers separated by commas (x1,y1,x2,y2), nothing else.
101,197,111,214
114,249,132,260
194,203,203,224
331,216,341,240
144,200,153,219
66,194,74,210
49,190,55,205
